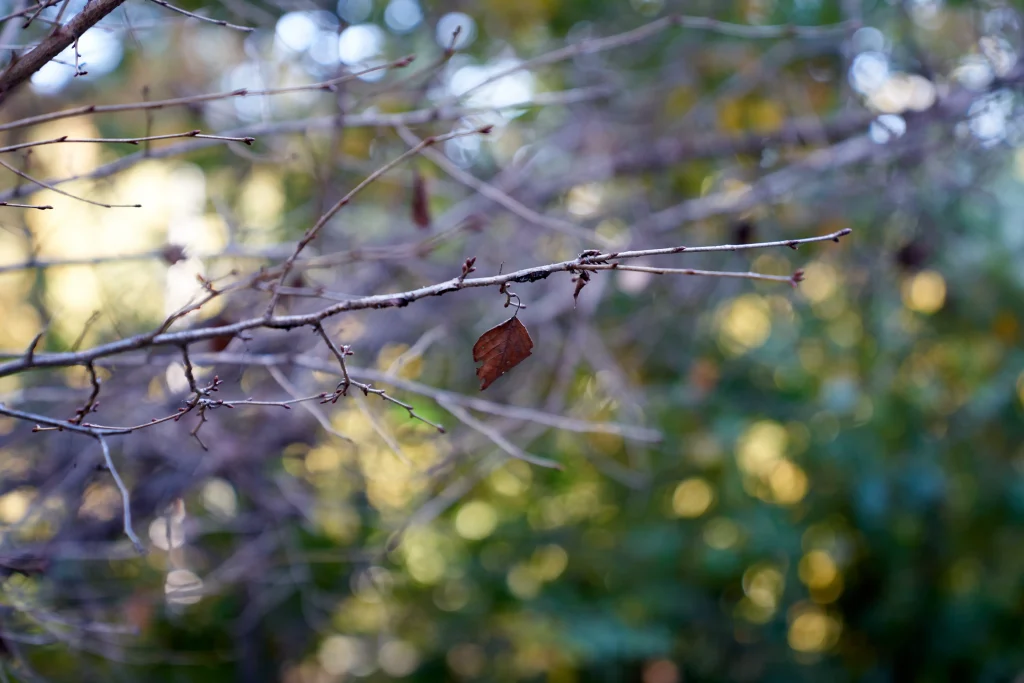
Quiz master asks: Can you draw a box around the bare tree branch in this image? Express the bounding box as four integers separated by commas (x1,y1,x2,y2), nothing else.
0,229,851,377
0,0,129,105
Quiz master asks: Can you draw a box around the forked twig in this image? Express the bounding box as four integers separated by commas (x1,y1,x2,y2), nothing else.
264,125,494,316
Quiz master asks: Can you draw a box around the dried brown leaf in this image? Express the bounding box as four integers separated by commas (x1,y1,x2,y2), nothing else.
472,316,533,391
732,219,755,245
573,270,590,308
160,243,187,265
411,169,431,229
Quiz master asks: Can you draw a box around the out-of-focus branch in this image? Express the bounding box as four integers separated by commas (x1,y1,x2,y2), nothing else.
264,125,494,316
445,15,860,107
0,244,293,275
439,399,562,469
0,129,255,154
523,68,1024,212
0,1,30,54
146,0,253,32
609,111,878,178
0,155,141,208
97,435,144,554
395,124,609,245
0,352,664,442
639,135,885,232
0,100,570,206
0,56,416,134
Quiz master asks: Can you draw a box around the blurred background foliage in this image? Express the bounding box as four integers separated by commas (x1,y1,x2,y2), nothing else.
1,0,1024,682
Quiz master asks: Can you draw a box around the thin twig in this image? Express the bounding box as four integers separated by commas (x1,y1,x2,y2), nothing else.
314,323,351,392
395,124,608,245
0,243,292,275
0,156,141,208
0,353,663,442
0,91,604,205
445,15,859,106
314,323,445,433
69,362,99,424
0,0,131,105
263,125,493,316
266,364,353,443
22,328,45,363
355,397,412,466
0,130,255,154
577,263,800,284
0,56,416,135
440,399,562,469
0,201,52,209
96,435,145,554
146,0,253,31
0,229,852,377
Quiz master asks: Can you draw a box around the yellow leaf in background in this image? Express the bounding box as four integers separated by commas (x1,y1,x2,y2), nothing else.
902,270,947,314
455,501,498,540
484,0,555,31
671,478,715,518
718,98,745,132
662,86,696,118
749,98,785,133
718,96,785,134
742,0,775,25
0,488,33,524
376,342,424,380
788,605,842,653
993,311,1018,344
0,302,40,348
341,128,373,159
717,294,772,355
806,80,837,112
799,550,839,591
28,118,104,178
238,170,284,230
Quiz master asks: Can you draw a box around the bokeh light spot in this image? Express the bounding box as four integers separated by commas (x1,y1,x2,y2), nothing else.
902,270,946,314
768,459,809,505
0,489,33,524
436,12,476,50
801,262,839,303
703,517,741,549
507,563,541,600
531,544,568,581
670,478,715,518
642,659,679,683
379,640,420,676
201,479,238,520
384,0,423,34
455,500,498,540
338,24,386,67
165,569,203,606
717,294,772,355
737,420,787,476
320,635,367,676
788,605,842,653
743,563,784,611
799,550,838,590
